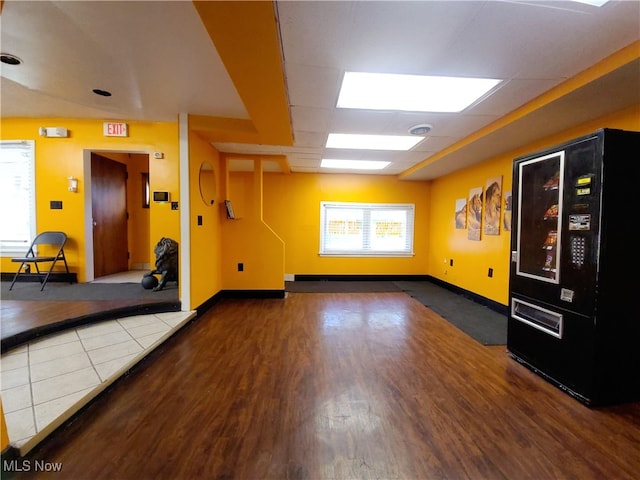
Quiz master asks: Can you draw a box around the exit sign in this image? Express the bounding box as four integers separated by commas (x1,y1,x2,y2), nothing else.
103,122,128,137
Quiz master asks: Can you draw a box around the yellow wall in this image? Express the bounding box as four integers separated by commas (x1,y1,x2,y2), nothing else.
2,108,638,305
1,399,8,452
426,105,640,306
263,173,431,276
0,118,179,282
124,153,151,269
427,154,513,305
224,164,285,291
188,131,224,307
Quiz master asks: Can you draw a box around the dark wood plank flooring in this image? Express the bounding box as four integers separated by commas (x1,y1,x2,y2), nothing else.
1,300,144,340
6,292,640,479
1,297,179,350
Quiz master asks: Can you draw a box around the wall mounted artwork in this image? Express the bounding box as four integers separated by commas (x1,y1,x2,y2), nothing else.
484,176,502,236
455,198,467,229
503,191,512,232
467,187,483,241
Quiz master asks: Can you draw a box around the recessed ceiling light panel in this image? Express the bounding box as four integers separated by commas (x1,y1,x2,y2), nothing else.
337,72,501,113
570,0,609,6
326,133,423,151
321,159,390,170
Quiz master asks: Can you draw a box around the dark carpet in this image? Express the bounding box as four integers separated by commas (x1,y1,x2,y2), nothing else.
1,281,178,301
393,281,507,346
285,279,507,345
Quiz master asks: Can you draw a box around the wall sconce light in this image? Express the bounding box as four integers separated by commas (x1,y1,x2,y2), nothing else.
68,176,78,193
39,127,69,138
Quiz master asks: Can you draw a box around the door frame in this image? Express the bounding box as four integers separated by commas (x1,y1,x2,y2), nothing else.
83,148,148,281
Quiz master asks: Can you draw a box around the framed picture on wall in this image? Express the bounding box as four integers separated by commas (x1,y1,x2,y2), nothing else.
484,176,502,236
455,198,467,229
467,187,483,241
503,191,512,232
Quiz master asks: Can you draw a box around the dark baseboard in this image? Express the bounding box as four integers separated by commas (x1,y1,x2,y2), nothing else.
1,272,78,284
221,289,286,299
195,290,226,316
294,274,430,282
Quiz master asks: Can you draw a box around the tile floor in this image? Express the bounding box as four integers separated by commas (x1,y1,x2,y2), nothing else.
92,269,148,284
1,309,196,455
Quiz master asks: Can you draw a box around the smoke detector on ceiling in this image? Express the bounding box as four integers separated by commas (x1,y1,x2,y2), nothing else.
408,124,433,136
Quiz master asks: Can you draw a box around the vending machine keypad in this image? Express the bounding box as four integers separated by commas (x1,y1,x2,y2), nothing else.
570,236,586,267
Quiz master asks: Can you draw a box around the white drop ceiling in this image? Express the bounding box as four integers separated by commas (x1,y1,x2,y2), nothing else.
1,1,638,180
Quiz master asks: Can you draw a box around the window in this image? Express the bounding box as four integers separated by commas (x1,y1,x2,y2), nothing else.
0,140,36,255
320,202,415,256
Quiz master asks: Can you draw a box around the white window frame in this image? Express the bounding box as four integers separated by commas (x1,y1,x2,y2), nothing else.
319,201,415,257
0,140,36,255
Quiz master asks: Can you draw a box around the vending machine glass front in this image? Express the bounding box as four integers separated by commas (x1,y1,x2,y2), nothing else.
516,151,565,284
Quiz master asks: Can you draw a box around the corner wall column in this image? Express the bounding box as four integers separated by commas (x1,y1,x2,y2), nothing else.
179,113,191,311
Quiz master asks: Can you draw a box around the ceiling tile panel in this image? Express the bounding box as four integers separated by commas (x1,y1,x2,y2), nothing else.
290,106,332,132
2,0,637,177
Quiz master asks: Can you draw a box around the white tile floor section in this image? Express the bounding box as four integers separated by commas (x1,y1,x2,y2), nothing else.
92,269,148,284
1,309,196,455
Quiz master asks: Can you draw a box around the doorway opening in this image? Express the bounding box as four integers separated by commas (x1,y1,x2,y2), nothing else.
83,150,150,282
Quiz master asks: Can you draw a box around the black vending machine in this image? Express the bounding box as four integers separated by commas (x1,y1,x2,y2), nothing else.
507,128,640,406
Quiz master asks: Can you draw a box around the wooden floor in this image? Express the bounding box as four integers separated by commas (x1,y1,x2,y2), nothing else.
2,299,148,339
6,292,640,480
1,297,179,350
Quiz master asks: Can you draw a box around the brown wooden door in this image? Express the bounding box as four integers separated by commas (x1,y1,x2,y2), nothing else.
91,153,128,278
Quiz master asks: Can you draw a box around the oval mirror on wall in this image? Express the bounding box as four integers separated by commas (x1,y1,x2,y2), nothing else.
199,161,217,206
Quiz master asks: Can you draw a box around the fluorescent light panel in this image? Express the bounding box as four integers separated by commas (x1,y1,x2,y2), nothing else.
326,133,422,151
321,159,390,170
570,0,609,5
337,72,501,113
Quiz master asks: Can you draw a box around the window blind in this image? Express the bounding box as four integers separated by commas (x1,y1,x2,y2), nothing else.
0,140,36,254
320,202,415,257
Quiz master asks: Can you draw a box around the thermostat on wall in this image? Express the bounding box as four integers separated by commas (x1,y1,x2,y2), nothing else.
153,191,170,202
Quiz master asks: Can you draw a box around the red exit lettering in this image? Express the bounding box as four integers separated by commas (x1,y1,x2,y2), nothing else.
103,122,128,137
